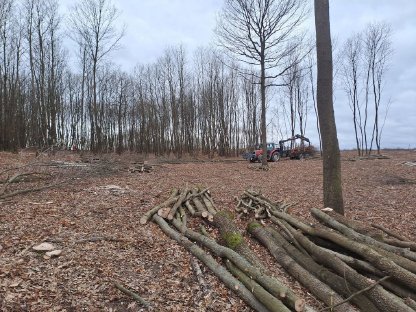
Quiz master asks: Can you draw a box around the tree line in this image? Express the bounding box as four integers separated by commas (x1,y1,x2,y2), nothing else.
0,0,391,158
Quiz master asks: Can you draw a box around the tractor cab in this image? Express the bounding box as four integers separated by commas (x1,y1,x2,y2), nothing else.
250,142,280,162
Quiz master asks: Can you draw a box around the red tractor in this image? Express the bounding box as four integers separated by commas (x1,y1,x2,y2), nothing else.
249,142,281,162
248,135,314,162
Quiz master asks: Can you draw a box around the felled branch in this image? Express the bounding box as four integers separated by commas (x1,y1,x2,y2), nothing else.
113,282,150,308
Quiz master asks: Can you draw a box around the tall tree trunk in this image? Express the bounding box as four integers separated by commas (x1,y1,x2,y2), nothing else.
260,56,268,167
314,0,344,214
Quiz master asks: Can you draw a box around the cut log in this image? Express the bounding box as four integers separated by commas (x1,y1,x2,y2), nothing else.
311,208,416,262
283,222,414,312
179,207,187,234
266,226,378,312
194,211,209,219
324,212,416,251
190,257,209,294
140,189,179,224
225,260,290,312
319,248,383,276
271,209,416,290
202,193,217,215
157,207,170,219
272,217,309,255
168,187,189,220
382,237,416,251
170,218,312,312
192,189,208,214
213,210,266,271
370,244,416,274
184,200,196,216
243,191,275,211
404,297,416,310
249,224,356,312
152,215,269,312
372,223,412,241
367,274,416,301
324,210,383,238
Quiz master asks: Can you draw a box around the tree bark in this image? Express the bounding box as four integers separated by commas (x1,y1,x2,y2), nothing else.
152,215,269,312
225,260,291,312
270,209,416,289
213,210,266,271
170,218,311,312
191,189,209,214
314,0,344,214
311,208,416,262
168,187,189,220
266,226,378,312
140,189,179,224
248,224,356,312
284,223,414,312
201,193,217,215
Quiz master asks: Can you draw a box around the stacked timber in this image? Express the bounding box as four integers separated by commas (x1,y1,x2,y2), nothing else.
240,192,416,312
142,187,416,311
129,161,154,173
235,189,295,219
140,186,216,225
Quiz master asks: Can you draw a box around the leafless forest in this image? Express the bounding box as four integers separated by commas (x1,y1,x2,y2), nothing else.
0,0,391,157
2,0,414,312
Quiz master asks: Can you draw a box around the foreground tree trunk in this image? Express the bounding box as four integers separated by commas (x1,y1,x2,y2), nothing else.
314,0,344,214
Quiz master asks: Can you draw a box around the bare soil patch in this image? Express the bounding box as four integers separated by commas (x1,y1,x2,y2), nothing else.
0,149,415,311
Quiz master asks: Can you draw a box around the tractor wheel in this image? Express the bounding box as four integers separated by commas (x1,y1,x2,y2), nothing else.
271,152,280,162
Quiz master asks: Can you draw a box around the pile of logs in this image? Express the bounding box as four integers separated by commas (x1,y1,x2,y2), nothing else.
140,186,217,225
235,190,294,219
250,206,416,311
141,188,416,312
129,163,154,173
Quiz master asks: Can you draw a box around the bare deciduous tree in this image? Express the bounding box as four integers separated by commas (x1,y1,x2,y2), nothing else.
216,0,307,167
340,22,392,156
364,22,392,155
69,0,124,151
341,33,363,155
314,0,344,215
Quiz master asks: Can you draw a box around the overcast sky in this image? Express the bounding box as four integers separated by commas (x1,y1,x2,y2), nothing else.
62,0,416,149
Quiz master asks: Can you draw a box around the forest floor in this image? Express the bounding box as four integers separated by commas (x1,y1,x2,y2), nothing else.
0,149,415,311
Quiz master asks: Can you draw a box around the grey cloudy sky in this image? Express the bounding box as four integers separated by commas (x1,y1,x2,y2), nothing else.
62,0,416,149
